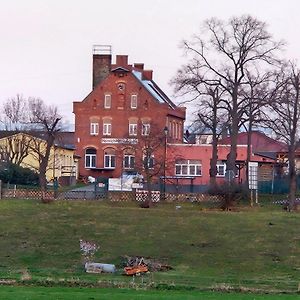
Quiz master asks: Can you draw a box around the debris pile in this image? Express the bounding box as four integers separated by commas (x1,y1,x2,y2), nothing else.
122,255,173,275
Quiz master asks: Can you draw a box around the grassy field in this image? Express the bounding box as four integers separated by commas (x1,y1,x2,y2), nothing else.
0,286,299,300
0,199,299,296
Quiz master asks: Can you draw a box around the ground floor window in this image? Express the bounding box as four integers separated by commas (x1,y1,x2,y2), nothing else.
124,154,135,169
216,161,226,177
85,148,96,168
175,159,201,176
104,148,116,169
143,155,154,169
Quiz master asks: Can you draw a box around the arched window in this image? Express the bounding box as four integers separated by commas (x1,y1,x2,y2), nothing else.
104,148,116,169
123,148,135,169
85,148,97,168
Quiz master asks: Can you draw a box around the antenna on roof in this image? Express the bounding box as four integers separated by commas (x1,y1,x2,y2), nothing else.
92,45,112,55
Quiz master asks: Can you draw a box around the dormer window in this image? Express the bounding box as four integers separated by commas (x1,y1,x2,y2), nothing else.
131,94,138,109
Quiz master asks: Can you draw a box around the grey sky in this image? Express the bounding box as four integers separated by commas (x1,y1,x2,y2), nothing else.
0,0,299,124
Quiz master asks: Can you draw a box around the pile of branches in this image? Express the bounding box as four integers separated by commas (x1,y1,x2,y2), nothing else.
122,255,173,272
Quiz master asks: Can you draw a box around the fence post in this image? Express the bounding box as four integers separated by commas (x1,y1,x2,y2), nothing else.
0,180,2,199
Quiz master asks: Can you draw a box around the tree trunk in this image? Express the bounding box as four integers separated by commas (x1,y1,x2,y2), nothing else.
227,121,238,179
209,130,218,190
288,145,296,211
39,135,55,203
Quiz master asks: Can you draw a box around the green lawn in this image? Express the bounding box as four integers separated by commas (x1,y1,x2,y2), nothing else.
0,286,299,300
0,199,299,295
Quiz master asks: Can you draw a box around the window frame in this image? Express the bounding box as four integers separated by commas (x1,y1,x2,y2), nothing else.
104,94,111,109
90,122,99,136
216,161,226,177
85,148,97,169
131,94,138,109
123,154,135,169
104,152,116,169
175,159,202,176
142,123,150,136
103,121,112,136
143,155,154,169
129,122,138,136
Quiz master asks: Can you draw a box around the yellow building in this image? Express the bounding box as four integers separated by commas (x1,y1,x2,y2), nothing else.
0,131,79,185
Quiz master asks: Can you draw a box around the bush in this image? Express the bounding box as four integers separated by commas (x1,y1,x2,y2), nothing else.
0,162,39,186
208,182,248,210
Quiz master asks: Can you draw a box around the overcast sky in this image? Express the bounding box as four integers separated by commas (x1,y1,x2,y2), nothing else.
0,0,299,125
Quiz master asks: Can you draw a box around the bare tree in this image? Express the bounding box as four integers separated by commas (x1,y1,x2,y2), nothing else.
0,134,30,165
240,70,274,187
27,98,62,193
2,94,27,130
173,15,282,178
131,124,170,208
1,96,62,197
193,86,228,188
263,63,300,211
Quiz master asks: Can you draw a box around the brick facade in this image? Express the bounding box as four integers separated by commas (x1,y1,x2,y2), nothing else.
73,51,186,179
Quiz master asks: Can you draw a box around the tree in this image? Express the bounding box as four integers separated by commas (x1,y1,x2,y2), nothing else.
263,63,300,211
27,98,62,193
130,124,170,208
173,15,282,177
2,94,27,130
193,86,228,188
240,70,274,189
1,96,62,198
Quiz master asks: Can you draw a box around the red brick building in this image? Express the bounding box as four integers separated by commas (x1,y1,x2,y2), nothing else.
73,46,186,179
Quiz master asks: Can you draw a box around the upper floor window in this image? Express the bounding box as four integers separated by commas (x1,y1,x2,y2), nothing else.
103,121,112,136
104,94,111,109
142,123,150,136
85,148,97,168
175,159,202,176
131,94,138,109
129,122,137,136
104,148,116,169
90,122,99,135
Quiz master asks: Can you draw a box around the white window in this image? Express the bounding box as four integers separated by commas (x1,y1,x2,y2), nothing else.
104,94,111,109
103,122,112,135
142,123,150,136
85,148,96,168
129,123,137,136
90,122,99,135
124,154,135,169
131,94,138,109
216,161,226,177
104,150,115,169
143,155,154,169
175,159,202,176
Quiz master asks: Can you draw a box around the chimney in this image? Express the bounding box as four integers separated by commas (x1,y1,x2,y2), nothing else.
116,55,128,67
92,45,112,89
134,63,144,70
142,70,153,80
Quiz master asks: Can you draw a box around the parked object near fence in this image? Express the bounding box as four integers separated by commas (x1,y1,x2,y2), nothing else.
84,262,116,273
